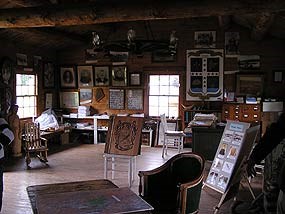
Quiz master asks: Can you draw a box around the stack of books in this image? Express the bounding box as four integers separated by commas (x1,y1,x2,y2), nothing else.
78,106,90,117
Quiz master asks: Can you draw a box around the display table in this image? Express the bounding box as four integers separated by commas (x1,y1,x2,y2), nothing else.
27,179,153,214
192,126,224,161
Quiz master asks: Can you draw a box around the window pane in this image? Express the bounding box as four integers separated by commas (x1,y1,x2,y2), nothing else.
16,74,37,118
149,85,159,95
149,75,159,86
159,86,169,95
148,74,179,118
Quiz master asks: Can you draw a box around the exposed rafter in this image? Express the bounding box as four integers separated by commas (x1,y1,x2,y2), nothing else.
0,1,284,28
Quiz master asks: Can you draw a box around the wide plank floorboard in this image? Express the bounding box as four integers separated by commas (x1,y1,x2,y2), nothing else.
2,143,262,214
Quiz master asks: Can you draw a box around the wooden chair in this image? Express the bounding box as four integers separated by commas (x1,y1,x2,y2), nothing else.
138,152,205,214
160,113,185,158
103,115,144,187
23,122,48,169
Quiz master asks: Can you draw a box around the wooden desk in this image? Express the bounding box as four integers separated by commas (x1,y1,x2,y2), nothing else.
27,179,153,214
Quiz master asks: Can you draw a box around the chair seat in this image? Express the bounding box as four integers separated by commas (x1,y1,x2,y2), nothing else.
27,146,48,152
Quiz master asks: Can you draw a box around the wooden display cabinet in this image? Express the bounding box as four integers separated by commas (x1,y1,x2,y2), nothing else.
222,103,261,123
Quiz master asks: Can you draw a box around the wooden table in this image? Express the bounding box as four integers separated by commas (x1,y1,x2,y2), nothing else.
27,179,153,214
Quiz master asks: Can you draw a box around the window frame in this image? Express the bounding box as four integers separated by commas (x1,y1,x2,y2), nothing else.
16,73,38,119
147,73,181,118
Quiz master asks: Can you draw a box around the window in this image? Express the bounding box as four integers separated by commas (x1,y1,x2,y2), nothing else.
149,75,180,118
16,74,37,118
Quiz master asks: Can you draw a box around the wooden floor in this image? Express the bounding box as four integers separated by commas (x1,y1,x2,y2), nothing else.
2,143,263,214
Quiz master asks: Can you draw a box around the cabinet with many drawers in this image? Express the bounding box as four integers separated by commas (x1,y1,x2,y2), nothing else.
222,103,261,123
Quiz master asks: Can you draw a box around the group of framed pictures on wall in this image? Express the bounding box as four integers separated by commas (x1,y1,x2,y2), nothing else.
59,65,141,88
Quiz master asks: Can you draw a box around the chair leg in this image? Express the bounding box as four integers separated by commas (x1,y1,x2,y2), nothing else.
25,152,31,169
162,138,166,158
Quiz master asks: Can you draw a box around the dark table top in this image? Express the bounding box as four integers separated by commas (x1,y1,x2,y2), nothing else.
27,179,153,214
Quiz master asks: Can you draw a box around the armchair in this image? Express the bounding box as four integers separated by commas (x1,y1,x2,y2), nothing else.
138,152,205,214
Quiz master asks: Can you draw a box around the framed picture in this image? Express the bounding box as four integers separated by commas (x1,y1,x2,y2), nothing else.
33,56,42,73
129,73,141,86
109,51,129,63
60,66,76,88
273,70,283,83
111,66,127,86
126,89,143,110
77,65,93,88
225,32,240,57
16,53,28,66
43,62,55,88
45,93,53,109
59,91,79,108
186,49,224,101
109,89,124,109
194,31,216,48
236,74,263,96
152,50,176,62
79,88,92,105
94,66,110,86
238,55,260,71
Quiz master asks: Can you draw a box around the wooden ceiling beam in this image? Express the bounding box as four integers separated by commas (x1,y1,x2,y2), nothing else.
0,1,284,28
7,0,53,7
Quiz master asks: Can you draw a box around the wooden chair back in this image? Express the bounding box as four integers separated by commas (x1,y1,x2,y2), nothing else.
23,122,48,168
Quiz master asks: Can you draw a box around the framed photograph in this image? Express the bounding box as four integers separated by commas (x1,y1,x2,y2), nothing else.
79,88,92,105
111,66,127,86
60,66,76,88
236,74,263,96
194,31,216,48
225,32,240,57
109,51,129,64
94,66,110,86
152,50,176,62
129,73,141,86
126,89,143,110
238,55,260,71
16,53,28,66
43,62,55,88
109,89,124,109
85,49,98,64
45,93,53,109
59,91,79,108
273,70,283,83
33,56,42,73
77,65,93,88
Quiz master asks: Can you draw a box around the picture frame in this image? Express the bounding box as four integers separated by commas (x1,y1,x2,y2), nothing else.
109,51,129,63
109,89,125,109
238,55,260,71
16,53,28,66
152,50,176,62
43,62,55,88
94,66,110,86
60,66,76,88
59,91,79,108
194,31,216,48
273,70,283,83
126,89,144,110
236,74,263,96
45,93,53,109
79,88,92,105
111,66,127,86
225,32,240,57
129,73,141,86
33,55,42,73
77,65,93,88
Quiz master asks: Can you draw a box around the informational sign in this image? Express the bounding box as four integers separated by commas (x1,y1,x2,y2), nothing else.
109,89,124,109
205,120,250,193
